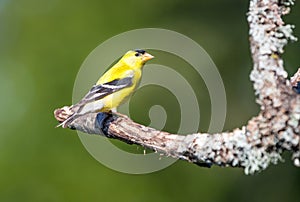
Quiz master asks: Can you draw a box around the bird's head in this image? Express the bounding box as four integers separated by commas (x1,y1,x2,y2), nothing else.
121,49,154,69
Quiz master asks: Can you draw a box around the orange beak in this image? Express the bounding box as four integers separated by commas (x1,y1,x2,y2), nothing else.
142,52,154,62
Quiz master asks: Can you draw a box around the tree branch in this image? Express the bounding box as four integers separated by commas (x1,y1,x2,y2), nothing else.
54,0,300,174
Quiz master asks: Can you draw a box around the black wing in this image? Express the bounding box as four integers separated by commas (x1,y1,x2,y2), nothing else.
75,76,134,107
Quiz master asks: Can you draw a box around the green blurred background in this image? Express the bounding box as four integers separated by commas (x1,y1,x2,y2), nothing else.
1,0,300,201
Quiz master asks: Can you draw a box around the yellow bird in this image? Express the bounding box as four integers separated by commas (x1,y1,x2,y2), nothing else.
56,49,154,128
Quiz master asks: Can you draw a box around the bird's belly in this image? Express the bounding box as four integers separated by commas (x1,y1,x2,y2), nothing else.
101,87,134,111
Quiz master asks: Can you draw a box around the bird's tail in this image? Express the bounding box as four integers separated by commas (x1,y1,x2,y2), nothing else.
54,106,75,128
56,114,78,128
54,101,104,128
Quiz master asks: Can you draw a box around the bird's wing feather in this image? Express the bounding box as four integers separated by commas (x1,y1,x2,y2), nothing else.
75,74,134,108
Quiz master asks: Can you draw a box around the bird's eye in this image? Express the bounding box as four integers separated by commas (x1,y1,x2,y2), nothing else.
135,53,140,57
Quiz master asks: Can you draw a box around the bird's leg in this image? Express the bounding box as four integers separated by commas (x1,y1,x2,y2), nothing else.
111,108,117,113
110,108,128,118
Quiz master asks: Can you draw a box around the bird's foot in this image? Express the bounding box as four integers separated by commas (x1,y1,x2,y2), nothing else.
113,112,129,119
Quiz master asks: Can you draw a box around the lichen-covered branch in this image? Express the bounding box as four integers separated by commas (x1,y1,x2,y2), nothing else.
54,0,300,174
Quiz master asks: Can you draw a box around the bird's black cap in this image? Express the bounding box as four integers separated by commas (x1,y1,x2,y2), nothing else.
135,49,146,54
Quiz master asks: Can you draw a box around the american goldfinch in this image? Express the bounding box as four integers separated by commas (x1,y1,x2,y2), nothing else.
56,49,154,128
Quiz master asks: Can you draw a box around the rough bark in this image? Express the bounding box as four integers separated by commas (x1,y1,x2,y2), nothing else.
54,0,300,174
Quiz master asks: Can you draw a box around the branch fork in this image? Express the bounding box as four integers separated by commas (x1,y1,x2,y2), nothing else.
54,0,300,174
